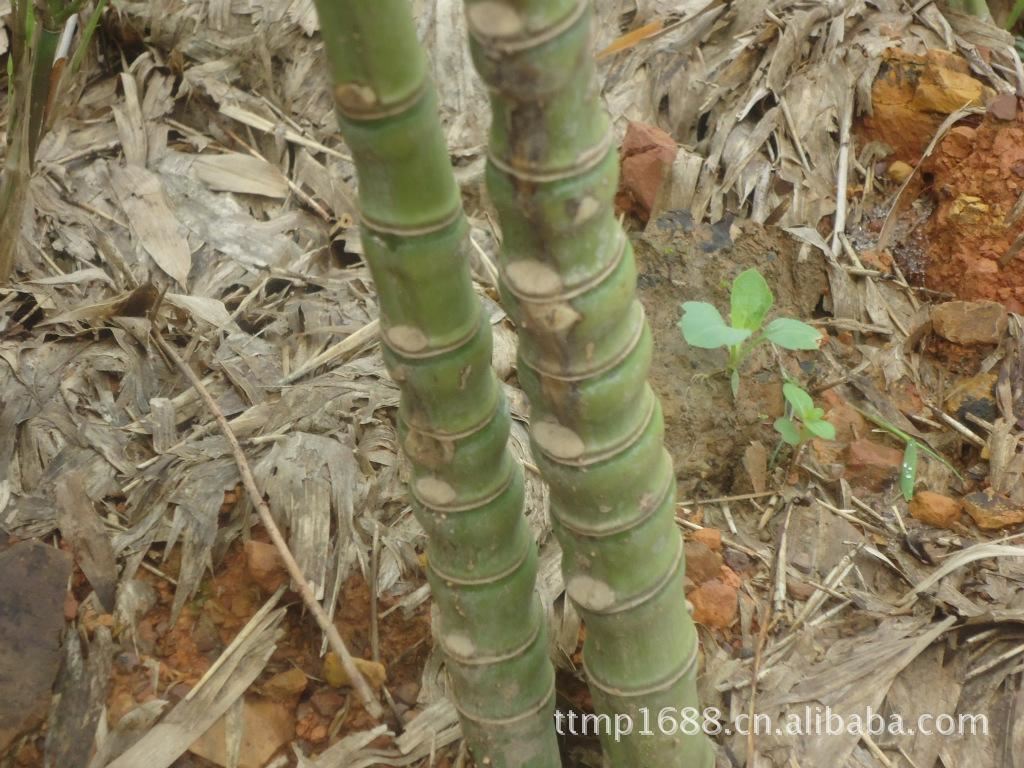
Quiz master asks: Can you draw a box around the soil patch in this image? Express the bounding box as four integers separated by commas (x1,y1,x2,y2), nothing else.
633,213,829,497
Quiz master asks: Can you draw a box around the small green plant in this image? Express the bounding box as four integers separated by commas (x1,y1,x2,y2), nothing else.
851,405,963,501
1,0,99,283
774,382,836,447
679,268,823,396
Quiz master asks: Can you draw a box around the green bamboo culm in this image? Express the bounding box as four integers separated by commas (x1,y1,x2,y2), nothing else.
312,3,562,766
463,1,714,765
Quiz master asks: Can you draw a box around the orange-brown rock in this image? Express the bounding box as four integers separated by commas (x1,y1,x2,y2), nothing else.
963,489,1024,529
688,578,738,630
787,579,817,601
931,300,1007,346
616,121,678,223
685,540,724,585
690,526,723,552
844,438,904,489
909,491,962,529
323,653,387,690
262,668,308,700
244,540,288,594
813,389,868,464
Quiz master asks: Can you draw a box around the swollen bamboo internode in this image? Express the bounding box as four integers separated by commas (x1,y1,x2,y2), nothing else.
313,2,561,765
463,0,714,764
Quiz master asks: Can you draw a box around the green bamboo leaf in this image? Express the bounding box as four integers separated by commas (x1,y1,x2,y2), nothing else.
901,441,919,501
1007,0,1024,28
731,269,773,332
774,417,801,446
679,302,751,349
805,418,836,440
782,381,815,418
763,318,823,350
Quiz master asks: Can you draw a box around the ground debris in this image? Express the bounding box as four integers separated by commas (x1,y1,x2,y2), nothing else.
0,540,72,754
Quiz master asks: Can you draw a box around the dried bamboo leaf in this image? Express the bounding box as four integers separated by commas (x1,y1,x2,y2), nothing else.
112,73,148,167
192,152,290,198
56,474,118,611
111,165,192,286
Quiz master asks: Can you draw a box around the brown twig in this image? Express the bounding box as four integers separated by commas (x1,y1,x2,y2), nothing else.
746,511,788,768
151,327,383,719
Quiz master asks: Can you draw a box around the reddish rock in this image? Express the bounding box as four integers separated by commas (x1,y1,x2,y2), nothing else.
310,688,346,717
787,579,817,601
942,126,976,159
690,527,722,552
262,668,308,700
684,541,724,585
931,300,1007,346
688,579,738,630
616,121,678,223
844,438,904,489
987,93,1018,122
892,378,925,417
244,540,288,594
909,491,962,529
718,565,741,589
963,489,1024,529
813,389,868,464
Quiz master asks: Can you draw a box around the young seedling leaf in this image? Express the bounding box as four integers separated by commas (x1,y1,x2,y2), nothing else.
852,404,965,482
805,418,836,440
782,381,815,418
730,369,740,398
731,269,773,332
679,302,751,349
763,318,823,351
900,441,918,501
774,417,801,446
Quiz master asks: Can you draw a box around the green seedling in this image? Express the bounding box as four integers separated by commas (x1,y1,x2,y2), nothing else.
774,382,836,447
851,404,963,501
679,268,823,396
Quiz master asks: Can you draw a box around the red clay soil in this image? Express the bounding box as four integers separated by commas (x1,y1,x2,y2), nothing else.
858,48,993,164
921,105,1024,310
858,47,1024,310
93,525,432,766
